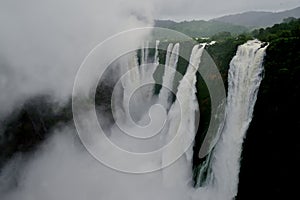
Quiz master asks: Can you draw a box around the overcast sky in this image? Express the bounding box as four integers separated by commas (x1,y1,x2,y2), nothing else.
154,0,300,20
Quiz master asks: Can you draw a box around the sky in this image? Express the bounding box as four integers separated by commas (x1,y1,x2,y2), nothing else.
154,0,300,20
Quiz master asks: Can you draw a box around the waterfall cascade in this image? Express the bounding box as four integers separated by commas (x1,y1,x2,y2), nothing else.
194,40,268,200
119,39,267,199
0,39,268,200
158,43,180,110
161,44,205,186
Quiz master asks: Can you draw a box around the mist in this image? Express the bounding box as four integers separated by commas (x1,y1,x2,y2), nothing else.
0,1,192,199
0,126,195,200
0,0,153,118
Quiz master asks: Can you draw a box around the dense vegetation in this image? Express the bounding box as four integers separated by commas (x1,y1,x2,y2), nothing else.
253,17,300,41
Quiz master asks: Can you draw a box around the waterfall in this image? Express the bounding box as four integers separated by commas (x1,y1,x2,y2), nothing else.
161,44,205,186
169,44,205,162
117,40,268,198
0,38,269,200
140,41,150,81
197,40,268,200
68,38,268,199
154,40,160,65
121,51,141,122
158,43,180,110
120,41,160,124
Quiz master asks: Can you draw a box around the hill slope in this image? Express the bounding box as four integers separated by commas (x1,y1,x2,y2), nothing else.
212,6,300,27
155,20,249,37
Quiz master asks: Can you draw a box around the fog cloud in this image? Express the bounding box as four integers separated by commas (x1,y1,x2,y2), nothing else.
0,0,153,118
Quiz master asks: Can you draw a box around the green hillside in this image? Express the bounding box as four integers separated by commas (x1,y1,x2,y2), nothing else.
155,20,249,37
